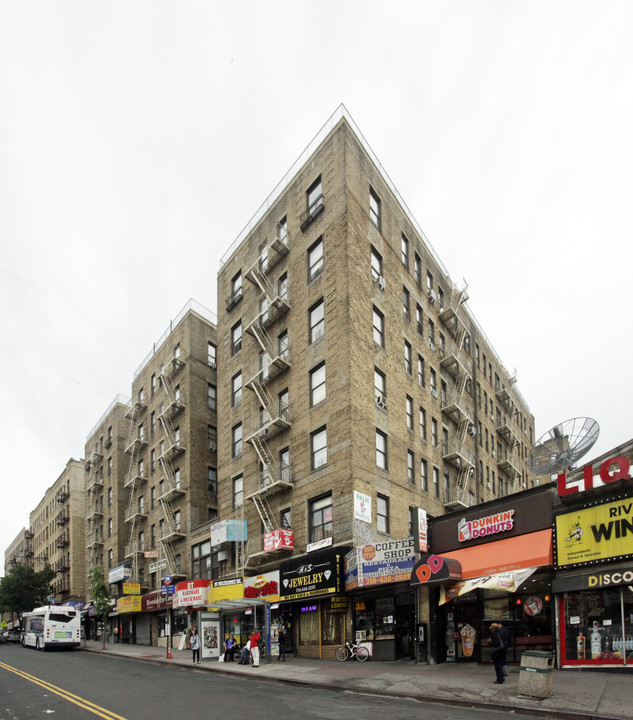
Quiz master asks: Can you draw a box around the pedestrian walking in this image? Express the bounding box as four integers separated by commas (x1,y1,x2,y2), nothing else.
488,623,506,684
277,627,286,662
190,629,201,664
249,628,261,667
499,622,510,676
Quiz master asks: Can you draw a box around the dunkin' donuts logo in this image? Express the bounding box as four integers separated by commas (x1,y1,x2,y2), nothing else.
458,510,515,542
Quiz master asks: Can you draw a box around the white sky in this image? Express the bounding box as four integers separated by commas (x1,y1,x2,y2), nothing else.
1,1,631,571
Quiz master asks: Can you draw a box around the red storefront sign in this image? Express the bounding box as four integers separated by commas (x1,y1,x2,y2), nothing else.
263,528,294,552
558,456,631,498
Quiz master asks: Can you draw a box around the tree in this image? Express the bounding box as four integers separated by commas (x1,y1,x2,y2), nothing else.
89,566,111,649
0,563,56,627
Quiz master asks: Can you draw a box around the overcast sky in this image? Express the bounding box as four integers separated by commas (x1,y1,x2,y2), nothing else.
1,1,631,572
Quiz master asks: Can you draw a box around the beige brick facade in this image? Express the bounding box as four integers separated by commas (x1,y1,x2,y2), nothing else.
216,115,536,579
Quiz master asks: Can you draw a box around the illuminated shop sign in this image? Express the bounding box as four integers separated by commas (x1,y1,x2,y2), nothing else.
558,456,631,498
554,495,633,568
458,510,514,542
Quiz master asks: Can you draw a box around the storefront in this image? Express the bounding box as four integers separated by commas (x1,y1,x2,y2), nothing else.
344,539,417,660
553,452,633,668
279,546,350,660
417,487,555,664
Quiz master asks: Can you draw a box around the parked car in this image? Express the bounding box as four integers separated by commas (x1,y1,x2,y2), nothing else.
1,630,21,644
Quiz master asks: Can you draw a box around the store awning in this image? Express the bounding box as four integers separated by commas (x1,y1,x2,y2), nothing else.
440,529,553,580
439,567,538,605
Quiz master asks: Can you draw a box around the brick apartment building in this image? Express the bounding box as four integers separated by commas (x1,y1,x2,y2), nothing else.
214,108,536,658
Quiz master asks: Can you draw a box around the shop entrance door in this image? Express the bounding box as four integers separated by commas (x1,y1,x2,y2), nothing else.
395,594,415,659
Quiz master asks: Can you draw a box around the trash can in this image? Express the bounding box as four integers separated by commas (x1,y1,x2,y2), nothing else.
518,650,554,698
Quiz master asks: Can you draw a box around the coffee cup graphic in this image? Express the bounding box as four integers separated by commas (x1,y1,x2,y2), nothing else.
460,624,476,657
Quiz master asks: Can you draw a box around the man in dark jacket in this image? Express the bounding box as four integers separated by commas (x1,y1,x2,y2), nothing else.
489,623,506,684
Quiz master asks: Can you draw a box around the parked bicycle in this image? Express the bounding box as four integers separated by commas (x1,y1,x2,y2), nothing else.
335,640,369,662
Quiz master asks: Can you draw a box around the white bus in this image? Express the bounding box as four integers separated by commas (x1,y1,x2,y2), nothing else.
22,605,81,650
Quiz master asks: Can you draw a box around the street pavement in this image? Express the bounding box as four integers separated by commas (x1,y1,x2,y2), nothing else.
83,640,631,720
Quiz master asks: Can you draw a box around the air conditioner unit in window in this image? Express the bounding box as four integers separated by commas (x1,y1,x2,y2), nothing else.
467,425,477,437
375,395,388,410
428,289,437,304
492,450,496,458
431,389,438,399
373,274,386,291
429,341,436,351
217,550,229,562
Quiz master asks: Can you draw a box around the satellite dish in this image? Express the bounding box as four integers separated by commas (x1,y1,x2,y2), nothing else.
528,417,600,475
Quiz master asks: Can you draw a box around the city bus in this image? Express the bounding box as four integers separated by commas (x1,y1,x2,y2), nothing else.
21,605,81,650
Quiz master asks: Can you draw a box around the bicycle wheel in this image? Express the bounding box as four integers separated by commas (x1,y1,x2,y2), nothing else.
335,645,349,662
356,646,369,662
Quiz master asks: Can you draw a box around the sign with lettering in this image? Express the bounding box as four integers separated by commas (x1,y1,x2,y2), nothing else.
344,539,416,590
280,549,346,600
211,519,247,546
263,528,294,552
173,579,211,608
354,491,372,524
558,455,631,498
244,571,279,600
554,495,633,568
410,553,462,586
458,510,515,542
122,582,141,596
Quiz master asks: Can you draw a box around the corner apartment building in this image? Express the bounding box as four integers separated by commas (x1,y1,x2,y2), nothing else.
84,394,132,593
4,528,34,576
29,458,86,604
122,301,218,593
215,110,535,605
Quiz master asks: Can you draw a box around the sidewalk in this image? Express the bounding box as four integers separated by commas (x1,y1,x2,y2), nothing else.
83,640,632,720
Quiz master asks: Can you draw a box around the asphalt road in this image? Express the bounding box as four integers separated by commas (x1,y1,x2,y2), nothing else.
0,644,549,719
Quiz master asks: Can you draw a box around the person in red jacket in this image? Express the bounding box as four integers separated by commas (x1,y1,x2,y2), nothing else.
249,628,261,667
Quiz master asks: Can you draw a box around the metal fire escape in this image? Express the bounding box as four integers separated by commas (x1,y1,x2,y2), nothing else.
123,398,147,582
439,282,476,508
85,449,105,572
495,370,521,487
242,224,293,566
155,353,186,578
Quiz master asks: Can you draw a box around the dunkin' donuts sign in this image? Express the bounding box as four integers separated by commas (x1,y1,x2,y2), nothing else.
458,509,515,542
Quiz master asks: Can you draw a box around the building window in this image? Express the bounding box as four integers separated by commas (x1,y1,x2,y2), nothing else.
280,448,290,483
174,510,181,532
278,330,289,361
279,272,288,302
151,373,156,396
230,271,243,307
407,451,415,485
310,362,326,406
309,494,332,543
406,395,413,430
433,467,440,498
374,368,386,403
376,429,388,470
418,355,425,387
369,187,381,229
231,321,242,355
278,216,288,244
208,467,217,494
151,411,156,436
280,507,291,529
401,234,409,268
232,372,242,407
419,406,427,440
308,237,324,282
444,473,450,503
416,304,424,336
404,341,412,374
279,389,289,421
430,368,437,397
150,486,155,510
420,459,428,492
309,299,325,344
139,530,144,552
208,341,217,368
377,494,389,533
403,287,410,320
373,306,385,347
432,418,438,448
311,426,327,469
233,475,243,509
192,540,213,580
371,247,383,282
232,424,242,458
208,426,217,453
414,253,422,287
307,176,323,218
207,383,217,412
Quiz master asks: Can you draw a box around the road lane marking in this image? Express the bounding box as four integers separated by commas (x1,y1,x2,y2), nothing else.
0,662,129,720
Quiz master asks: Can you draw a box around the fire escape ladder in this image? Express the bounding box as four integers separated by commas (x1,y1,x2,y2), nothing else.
248,320,273,354
249,434,279,483
251,495,276,533
457,417,470,446
158,453,180,492
455,465,471,503
249,376,274,419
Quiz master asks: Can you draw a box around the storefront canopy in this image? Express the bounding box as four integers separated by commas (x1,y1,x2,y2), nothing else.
441,529,553,580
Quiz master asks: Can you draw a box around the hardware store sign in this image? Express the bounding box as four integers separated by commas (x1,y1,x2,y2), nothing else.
555,495,633,568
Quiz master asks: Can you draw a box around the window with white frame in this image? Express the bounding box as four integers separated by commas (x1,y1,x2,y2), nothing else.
377,494,389,533
309,299,325,344
233,475,243,508
231,321,242,355
208,342,217,368
309,493,332,543
420,459,428,492
404,340,412,374
369,187,381,229
403,286,410,320
373,306,385,347
232,372,242,407
374,367,386,402
311,426,327,469
401,234,409,268
310,362,326,406
406,395,413,430
207,383,217,412
376,429,388,470
433,466,440,498
308,237,324,282
419,406,427,441
407,451,415,485
371,247,383,281
232,423,242,458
